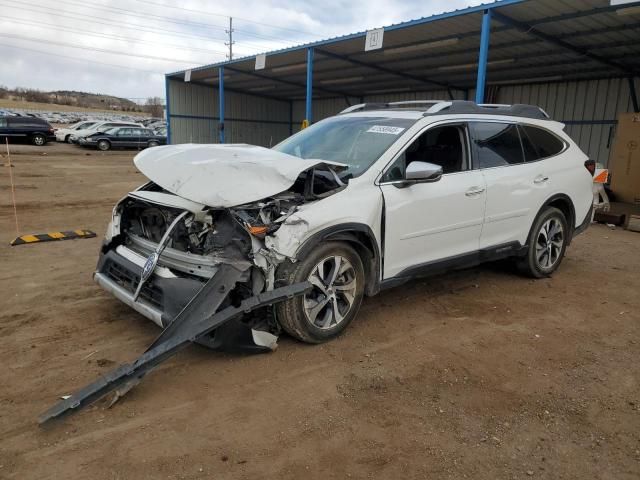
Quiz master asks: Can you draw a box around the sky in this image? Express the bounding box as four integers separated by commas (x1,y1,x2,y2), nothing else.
0,0,486,102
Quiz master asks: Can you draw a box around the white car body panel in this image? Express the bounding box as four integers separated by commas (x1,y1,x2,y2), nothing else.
133,143,347,208
479,161,546,248
380,170,487,278
266,176,383,261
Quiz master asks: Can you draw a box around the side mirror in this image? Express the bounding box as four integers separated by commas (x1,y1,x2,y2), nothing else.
401,161,443,186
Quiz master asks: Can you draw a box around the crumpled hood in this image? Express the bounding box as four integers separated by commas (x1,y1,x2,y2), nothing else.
133,143,346,207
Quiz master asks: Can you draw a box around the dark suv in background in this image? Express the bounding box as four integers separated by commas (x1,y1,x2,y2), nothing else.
0,116,56,146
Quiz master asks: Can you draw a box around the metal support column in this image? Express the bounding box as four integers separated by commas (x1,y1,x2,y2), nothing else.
164,76,172,145
289,100,293,135
304,47,313,128
629,77,639,113
475,9,492,104
219,66,225,143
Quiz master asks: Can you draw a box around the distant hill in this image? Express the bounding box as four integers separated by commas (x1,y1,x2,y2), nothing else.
0,86,144,112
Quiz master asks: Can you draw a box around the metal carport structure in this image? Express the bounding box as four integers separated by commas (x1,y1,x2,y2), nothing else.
165,0,640,166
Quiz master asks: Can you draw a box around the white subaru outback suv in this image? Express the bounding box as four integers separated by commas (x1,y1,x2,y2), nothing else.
95,101,593,350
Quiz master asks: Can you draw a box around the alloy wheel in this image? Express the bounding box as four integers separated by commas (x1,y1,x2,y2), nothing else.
535,217,564,270
303,255,357,330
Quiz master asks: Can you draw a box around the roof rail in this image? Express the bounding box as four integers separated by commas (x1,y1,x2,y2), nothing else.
340,100,551,120
423,101,550,119
340,100,445,114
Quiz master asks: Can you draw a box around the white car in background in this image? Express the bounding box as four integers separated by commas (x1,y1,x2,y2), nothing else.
55,120,98,143
95,100,594,351
70,121,143,144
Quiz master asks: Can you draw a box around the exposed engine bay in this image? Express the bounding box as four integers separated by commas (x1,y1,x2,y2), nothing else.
98,163,346,352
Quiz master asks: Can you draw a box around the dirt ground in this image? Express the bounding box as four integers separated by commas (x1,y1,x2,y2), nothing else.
0,142,638,480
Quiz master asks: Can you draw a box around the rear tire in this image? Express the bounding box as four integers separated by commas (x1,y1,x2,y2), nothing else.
275,241,365,344
97,140,111,151
517,207,569,278
32,134,46,146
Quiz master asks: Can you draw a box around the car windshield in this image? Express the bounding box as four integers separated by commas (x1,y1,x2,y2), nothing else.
103,128,119,135
272,115,417,177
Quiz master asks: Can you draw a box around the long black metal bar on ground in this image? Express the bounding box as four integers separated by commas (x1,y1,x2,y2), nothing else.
38,279,312,424
146,264,245,350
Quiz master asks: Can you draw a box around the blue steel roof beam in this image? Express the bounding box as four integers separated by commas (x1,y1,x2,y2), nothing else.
349,25,640,71
223,66,354,98
525,1,640,27
420,59,621,83
491,11,638,76
395,42,640,77
314,48,465,95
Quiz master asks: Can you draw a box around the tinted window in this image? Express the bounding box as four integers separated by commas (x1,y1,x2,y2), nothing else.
519,125,565,161
381,124,468,182
470,122,524,168
0,118,7,128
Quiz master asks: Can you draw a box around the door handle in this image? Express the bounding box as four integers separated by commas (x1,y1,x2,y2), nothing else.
465,186,485,196
534,175,549,184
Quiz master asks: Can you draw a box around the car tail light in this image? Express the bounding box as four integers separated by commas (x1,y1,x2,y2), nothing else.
584,159,596,176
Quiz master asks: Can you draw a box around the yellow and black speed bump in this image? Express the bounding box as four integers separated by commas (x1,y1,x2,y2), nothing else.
11,230,96,246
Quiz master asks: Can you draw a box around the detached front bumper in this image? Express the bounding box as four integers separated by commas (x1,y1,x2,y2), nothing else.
95,245,280,353
95,247,204,327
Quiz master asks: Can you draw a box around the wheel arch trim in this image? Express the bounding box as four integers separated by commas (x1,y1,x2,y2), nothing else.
527,193,577,247
294,223,382,296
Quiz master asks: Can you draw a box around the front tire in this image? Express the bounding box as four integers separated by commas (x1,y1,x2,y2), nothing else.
275,241,365,343
97,140,111,151
32,134,46,146
148,140,159,148
517,207,568,278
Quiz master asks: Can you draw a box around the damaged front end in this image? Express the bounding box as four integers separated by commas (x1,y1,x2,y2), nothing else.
96,157,346,353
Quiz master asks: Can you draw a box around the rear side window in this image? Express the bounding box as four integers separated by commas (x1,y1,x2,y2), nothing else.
469,122,524,168
0,118,6,128
519,125,565,161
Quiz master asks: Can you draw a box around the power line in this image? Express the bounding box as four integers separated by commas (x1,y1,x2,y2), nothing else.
0,1,233,45
0,33,204,64
0,42,165,75
3,15,229,56
56,0,297,45
128,0,323,39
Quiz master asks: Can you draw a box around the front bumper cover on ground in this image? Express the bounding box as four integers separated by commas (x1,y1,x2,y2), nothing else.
39,264,311,424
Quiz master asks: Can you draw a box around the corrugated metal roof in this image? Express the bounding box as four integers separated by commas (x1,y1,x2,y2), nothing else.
167,0,640,100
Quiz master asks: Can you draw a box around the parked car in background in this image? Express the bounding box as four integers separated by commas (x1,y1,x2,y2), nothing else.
79,126,166,151
141,117,163,127
0,116,55,146
55,120,98,143
70,121,143,144
147,121,166,130
154,126,167,137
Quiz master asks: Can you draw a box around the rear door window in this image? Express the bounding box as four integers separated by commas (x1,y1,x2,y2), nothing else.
469,122,524,168
519,125,565,161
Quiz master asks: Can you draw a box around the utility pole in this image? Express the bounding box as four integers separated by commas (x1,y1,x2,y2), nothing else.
225,17,235,60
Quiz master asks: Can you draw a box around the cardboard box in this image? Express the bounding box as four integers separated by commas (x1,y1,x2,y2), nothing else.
609,113,640,204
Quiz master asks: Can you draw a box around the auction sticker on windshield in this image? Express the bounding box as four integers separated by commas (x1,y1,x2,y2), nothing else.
367,125,406,135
